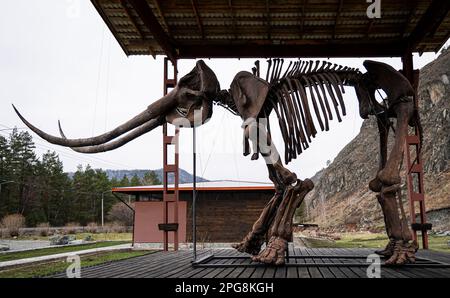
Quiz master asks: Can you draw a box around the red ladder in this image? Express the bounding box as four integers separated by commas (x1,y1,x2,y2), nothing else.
160,57,180,251
404,69,430,249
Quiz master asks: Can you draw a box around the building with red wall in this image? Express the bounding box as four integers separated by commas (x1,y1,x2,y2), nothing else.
113,180,274,246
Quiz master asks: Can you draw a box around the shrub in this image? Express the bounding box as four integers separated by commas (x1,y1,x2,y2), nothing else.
86,222,98,234
64,222,80,234
104,221,126,233
1,214,26,237
107,202,134,226
37,222,51,237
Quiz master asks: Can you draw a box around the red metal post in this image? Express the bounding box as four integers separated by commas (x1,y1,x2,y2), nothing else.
162,57,179,251
402,52,429,249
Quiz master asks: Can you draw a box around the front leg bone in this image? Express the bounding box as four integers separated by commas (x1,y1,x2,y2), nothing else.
377,102,414,186
369,116,390,192
252,179,314,265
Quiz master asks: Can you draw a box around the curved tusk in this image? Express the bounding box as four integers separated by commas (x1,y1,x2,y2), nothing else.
12,91,175,148
60,117,165,154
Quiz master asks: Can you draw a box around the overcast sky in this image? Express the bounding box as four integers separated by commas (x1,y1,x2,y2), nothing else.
1,1,448,183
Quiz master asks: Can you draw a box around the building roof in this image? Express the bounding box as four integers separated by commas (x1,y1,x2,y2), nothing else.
112,180,275,194
91,0,450,59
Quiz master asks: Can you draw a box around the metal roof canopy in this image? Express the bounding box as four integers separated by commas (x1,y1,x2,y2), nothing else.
92,0,450,60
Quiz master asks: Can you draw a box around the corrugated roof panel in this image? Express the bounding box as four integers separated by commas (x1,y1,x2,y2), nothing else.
91,0,450,57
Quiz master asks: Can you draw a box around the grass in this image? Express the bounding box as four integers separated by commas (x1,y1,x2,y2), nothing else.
301,232,450,253
0,241,129,262
0,250,152,278
10,232,132,242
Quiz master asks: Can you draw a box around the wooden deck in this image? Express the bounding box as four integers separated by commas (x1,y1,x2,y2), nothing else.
51,247,450,278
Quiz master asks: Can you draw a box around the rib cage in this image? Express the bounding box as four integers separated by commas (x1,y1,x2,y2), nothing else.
262,59,361,164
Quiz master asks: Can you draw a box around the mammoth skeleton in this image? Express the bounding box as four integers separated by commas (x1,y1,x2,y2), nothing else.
14,58,419,265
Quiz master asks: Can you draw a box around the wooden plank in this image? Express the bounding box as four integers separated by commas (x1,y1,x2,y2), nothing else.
305,248,334,278
249,263,266,278
79,251,181,278
316,248,347,278
299,248,322,278
146,251,211,278
223,253,250,278
239,260,257,278
120,251,193,278
295,248,311,278
204,249,238,278
191,249,235,278
328,248,367,278
262,265,276,278
323,248,359,278
214,252,247,278
286,245,298,278
157,250,213,278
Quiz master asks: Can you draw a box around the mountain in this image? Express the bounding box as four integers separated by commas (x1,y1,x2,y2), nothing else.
68,168,208,184
302,47,450,231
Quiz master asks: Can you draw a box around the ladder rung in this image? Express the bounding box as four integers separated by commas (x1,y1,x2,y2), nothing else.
407,135,420,144
165,80,176,88
158,223,179,231
164,136,176,144
164,164,178,173
163,193,177,202
411,193,424,201
408,164,423,173
411,223,432,231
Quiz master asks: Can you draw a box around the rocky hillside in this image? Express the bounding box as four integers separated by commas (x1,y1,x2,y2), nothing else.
302,48,450,231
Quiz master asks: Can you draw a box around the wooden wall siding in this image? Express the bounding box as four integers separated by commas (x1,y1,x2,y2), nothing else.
181,191,273,243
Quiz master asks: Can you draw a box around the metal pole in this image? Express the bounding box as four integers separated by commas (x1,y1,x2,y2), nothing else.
101,193,104,227
192,126,197,261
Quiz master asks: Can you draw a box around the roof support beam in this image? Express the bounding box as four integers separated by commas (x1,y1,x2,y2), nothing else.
299,0,308,39
191,0,205,39
153,0,171,35
407,0,450,53
177,41,406,59
365,19,374,38
228,0,237,39
400,0,419,38
266,0,271,40
333,0,344,39
91,0,130,55
120,0,145,40
127,0,177,62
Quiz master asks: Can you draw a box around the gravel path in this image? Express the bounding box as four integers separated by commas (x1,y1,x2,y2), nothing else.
0,240,51,251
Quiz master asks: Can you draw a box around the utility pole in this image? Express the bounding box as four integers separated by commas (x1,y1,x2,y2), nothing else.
101,190,111,227
102,193,104,227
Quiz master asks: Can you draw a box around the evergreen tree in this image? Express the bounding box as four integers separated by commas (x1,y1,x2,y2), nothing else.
142,171,161,185
119,175,130,187
130,174,141,186
32,151,72,226
5,129,37,216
